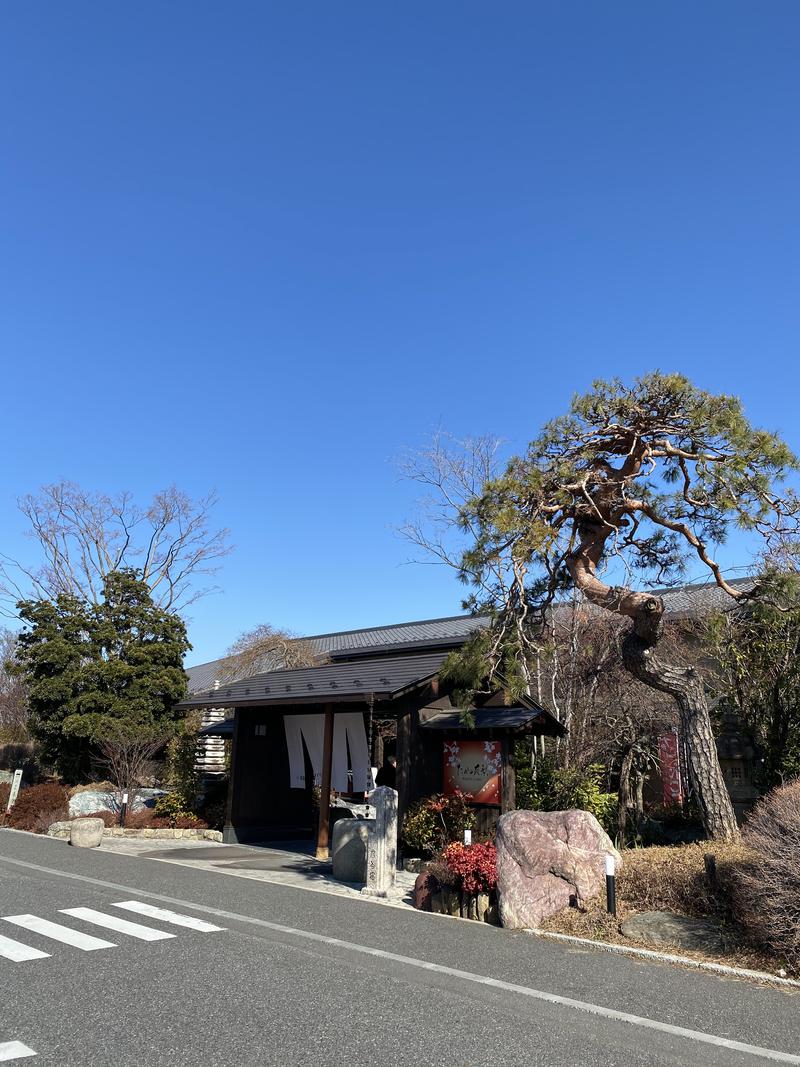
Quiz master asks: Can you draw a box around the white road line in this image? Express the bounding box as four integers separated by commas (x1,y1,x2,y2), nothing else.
0,854,796,1064
2,915,115,951
110,901,224,932
0,934,50,963
59,908,176,942
0,1041,36,1061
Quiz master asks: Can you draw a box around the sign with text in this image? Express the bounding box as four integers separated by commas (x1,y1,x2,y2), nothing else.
6,769,22,813
658,731,684,807
443,741,502,806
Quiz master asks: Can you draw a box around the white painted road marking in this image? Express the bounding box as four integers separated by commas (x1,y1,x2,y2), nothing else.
59,907,176,942
0,934,50,963
0,854,797,1064
111,900,225,932
2,915,115,951
0,1041,36,1061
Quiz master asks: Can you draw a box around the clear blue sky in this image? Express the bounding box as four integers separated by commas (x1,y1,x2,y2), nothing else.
1,2,799,665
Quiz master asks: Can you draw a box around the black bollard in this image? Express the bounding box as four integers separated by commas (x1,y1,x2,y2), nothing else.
605,853,617,917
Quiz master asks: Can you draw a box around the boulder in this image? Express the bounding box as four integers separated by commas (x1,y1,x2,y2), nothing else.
413,871,437,911
496,809,621,930
47,821,73,839
68,788,165,817
69,817,104,848
620,911,726,954
331,819,371,883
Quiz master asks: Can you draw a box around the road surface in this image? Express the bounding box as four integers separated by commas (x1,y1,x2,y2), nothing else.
1,829,798,1066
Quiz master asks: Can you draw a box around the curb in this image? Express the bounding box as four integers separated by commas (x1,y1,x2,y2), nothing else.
527,928,800,989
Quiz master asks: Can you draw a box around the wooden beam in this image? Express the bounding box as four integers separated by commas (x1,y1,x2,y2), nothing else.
501,736,516,814
315,704,335,860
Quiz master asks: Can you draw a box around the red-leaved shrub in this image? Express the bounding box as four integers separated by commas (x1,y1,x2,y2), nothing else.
7,782,69,832
441,842,497,895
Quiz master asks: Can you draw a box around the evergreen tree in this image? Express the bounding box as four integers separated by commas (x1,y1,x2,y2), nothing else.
14,570,190,781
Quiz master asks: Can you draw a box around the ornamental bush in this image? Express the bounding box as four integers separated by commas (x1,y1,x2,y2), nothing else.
6,781,69,832
153,791,195,825
515,754,617,835
400,791,476,856
731,779,800,974
441,841,497,895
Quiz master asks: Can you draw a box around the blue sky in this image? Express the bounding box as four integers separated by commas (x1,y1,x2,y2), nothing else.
1,2,799,665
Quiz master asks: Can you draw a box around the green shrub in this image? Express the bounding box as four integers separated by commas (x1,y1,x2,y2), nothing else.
153,791,194,824
401,791,476,857
515,753,618,835
164,712,201,807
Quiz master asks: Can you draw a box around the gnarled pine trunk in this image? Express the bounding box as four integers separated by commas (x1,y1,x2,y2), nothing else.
622,627,739,840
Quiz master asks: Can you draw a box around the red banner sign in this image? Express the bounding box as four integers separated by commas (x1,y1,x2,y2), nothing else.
658,731,684,807
443,740,502,806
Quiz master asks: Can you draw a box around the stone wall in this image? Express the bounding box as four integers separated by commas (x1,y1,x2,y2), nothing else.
47,822,223,842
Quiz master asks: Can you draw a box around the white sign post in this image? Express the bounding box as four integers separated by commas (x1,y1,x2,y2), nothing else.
6,769,23,813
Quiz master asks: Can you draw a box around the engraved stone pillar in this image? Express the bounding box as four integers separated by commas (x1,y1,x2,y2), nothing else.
361,786,399,898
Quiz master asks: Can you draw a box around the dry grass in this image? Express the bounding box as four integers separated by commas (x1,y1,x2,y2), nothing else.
540,842,792,978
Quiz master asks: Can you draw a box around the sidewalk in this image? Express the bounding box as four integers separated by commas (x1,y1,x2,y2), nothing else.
98,836,418,908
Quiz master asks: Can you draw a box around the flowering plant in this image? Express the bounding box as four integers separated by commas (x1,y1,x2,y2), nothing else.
442,841,497,895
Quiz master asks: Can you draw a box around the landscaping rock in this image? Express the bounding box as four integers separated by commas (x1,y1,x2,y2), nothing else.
331,818,371,883
69,817,104,848
47,821,73,839
496,809,622,930
620,911,726,953
476,893,490,922
68,788,165,817
404,857,423,874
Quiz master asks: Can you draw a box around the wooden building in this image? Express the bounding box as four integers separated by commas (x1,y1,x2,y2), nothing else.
177,617,563,855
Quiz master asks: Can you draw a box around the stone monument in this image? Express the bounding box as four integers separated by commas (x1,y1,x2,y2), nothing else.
361,786,399,899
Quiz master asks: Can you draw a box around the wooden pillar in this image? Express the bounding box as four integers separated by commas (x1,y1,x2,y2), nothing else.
222,708,240,842
501,735,516,814
315,704,334,860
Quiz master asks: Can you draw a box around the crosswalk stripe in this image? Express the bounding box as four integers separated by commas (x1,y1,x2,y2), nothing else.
2,915,115,951
59,908,176,942
0,934,50,963
111,900,225,932
0,1041,36,1060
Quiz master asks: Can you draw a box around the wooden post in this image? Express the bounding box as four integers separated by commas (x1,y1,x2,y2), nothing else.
315,704,334,860
501,735,516,814
222,709,241,843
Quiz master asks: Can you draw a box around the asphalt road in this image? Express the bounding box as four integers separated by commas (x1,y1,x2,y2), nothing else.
1,829,799,1067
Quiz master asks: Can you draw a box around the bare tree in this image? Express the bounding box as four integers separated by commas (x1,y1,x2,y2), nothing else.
0,482,231,615
96,724,168,805
0,628,29,742
217,624,321,683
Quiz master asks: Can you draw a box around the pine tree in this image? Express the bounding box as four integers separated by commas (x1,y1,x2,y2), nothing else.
14,570,190,781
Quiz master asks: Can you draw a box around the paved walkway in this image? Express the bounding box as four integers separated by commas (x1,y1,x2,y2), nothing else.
99,836,418,908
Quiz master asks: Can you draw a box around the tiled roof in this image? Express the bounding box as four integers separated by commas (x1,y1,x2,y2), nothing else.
178,651,448,709
184,577,755,693
185,614,484,693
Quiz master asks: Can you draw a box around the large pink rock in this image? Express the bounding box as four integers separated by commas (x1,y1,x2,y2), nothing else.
496,809,622,930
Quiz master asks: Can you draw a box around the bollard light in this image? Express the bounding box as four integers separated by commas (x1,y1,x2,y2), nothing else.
120,791,129,828
464,828,472,846
605,853,617,917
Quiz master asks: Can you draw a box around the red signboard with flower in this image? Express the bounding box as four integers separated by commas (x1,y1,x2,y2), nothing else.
443,740,502,806
658,730,684,807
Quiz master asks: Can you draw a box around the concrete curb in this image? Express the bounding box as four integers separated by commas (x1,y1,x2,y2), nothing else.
527,928,800,989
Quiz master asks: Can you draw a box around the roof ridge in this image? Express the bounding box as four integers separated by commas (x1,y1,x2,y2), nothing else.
301,612,483,641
